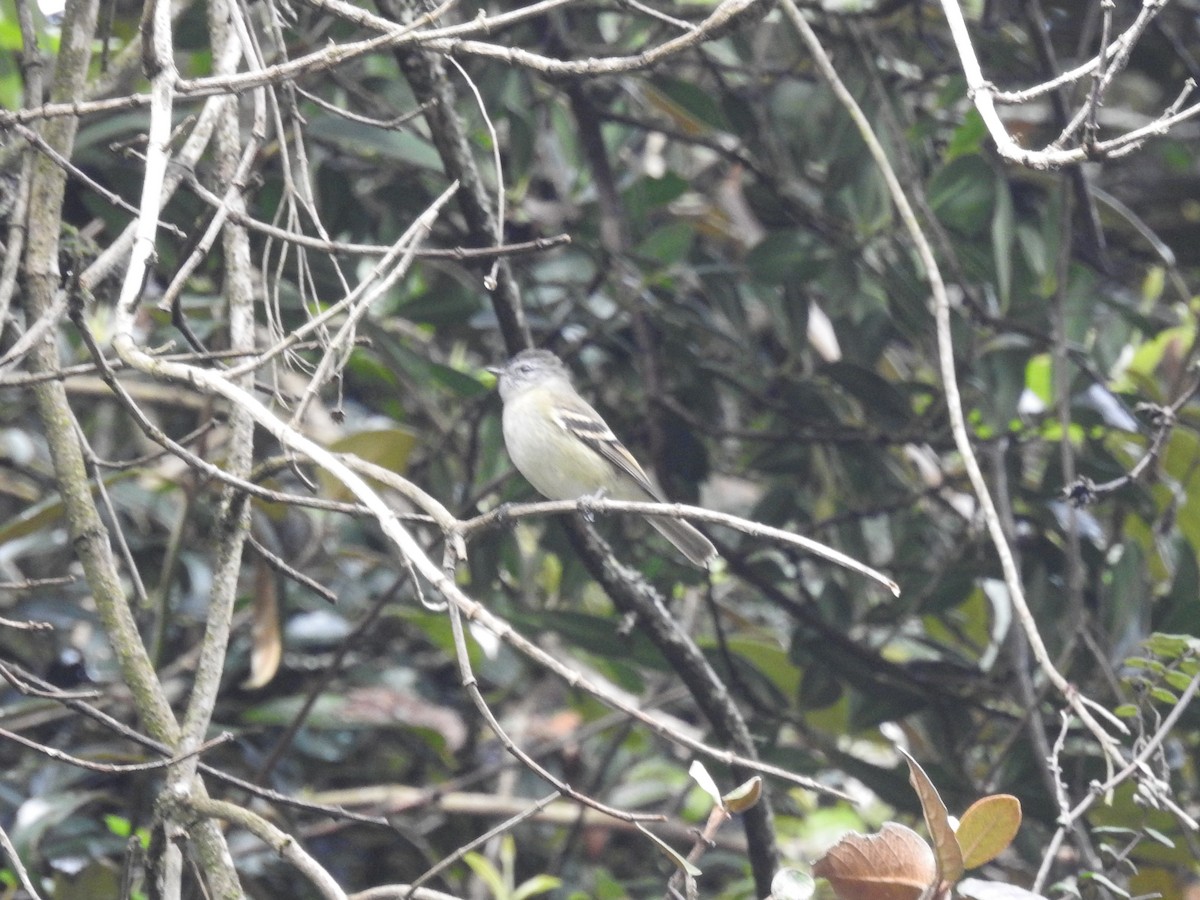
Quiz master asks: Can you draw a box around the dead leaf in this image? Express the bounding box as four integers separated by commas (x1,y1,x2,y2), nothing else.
242,555,281,689
812,822,936,900
900,749,964,888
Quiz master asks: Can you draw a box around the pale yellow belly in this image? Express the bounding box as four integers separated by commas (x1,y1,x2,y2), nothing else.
502,393,616,500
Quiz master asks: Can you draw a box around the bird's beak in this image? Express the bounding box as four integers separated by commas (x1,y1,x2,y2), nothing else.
486,364,502,376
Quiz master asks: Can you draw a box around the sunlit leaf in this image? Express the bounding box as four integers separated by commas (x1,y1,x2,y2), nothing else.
513,874,564,900
318,427,417,500
722,776,762,814
771,868,816,900
958,878,1051,900
689,760,723,808
463,852,507,897
956,795,1022,869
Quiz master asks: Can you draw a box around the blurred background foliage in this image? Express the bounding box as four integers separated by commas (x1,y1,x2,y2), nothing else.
1,0,1199,895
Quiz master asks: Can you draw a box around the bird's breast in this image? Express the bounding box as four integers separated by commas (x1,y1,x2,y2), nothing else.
503,393,614,500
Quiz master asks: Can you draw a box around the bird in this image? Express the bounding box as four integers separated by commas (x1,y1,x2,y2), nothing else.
492,348,717,568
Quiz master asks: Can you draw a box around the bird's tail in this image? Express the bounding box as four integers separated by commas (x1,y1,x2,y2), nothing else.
649,515,717,568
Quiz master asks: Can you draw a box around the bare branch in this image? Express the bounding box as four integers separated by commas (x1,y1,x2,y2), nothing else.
182,795,349,900
0,821,46,900
0,726,233,773
461,498,899,594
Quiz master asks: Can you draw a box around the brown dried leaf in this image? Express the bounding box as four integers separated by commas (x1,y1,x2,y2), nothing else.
956,795,1022,869
242,556,282,690
900,749,964,888
812,822,936,900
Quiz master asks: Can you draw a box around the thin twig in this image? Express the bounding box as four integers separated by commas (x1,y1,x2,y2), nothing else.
401,792,562,898
0,726,233,773
247,533,339,604
187,171,569,258
0,821,46,900
446,598,663,823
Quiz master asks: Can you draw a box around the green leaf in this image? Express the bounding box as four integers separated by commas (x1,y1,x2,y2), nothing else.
512,875,564,900
1154,539,1200,634
316,427,417,502
1150,687,1178,704
1165,669,1198,691
928,154,996,236
944,109,987,160
306,117,442,170
822,361,912,430
425,360,495,398
798,664,843,711
624,173,689,220
647,76,731,132
1143,633,1200,658
722,776,762,814
104,814,132,838
636,222,695,267
745,230,824,284
463,852,507,898
1122,657,1165,673
1024,354,1052,409
636,823,701,876
1120,322,1195,389
1079,871,1130,897
332,428,416,473
980,344,1033,430
956,794,1022,869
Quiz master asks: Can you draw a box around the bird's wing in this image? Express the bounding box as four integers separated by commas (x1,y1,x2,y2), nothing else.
552,403,664,500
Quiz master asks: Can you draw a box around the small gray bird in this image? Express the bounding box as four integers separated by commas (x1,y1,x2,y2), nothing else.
493,349,717,568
